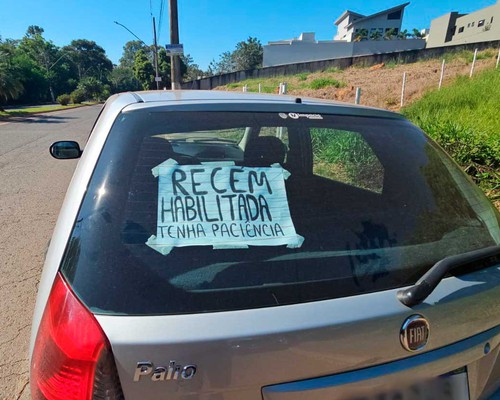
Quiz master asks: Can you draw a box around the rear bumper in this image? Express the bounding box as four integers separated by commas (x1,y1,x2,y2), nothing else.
263,324,500,400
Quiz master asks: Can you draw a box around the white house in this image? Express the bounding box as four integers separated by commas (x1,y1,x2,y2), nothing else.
262,2,426,68
426,1,500,48
334,3,410,42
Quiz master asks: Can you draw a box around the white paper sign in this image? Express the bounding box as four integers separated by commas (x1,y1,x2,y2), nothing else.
146,160,304,255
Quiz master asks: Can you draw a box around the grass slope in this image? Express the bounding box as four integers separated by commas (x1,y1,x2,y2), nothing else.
217,49,498,112
402,68,500,205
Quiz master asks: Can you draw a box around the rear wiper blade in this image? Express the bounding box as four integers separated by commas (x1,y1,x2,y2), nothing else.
397,245,500,307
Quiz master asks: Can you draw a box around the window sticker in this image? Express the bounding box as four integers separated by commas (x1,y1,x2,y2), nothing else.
146,159,304,255
278,112,323,120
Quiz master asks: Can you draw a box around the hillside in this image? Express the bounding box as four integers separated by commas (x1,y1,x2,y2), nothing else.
216,49,498,111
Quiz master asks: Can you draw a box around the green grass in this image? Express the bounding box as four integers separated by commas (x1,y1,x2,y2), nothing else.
442,49,496,64
0,104,88,118
296,73,309,81
402,68,500,201
310,78,345,90
384,60,401,69
324,66,341,73
219,72,346,93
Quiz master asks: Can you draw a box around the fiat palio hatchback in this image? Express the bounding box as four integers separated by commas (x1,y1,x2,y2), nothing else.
30,91,500,400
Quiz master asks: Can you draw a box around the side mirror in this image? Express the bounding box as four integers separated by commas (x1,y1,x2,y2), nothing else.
50,141,82,159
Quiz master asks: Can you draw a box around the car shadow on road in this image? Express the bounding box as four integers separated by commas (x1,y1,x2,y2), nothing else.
3,115,78,124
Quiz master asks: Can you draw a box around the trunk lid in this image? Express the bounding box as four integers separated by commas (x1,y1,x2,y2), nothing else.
97,266,500,400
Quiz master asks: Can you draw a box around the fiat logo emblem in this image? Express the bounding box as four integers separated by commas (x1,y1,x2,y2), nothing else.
400,314,430,352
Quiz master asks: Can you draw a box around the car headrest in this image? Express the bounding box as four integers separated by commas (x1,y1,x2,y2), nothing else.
244,136,287,167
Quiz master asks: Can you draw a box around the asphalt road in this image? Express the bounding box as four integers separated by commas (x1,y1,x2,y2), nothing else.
0,106,101,400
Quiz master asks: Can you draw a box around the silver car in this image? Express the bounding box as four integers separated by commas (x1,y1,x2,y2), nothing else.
29,91,500,400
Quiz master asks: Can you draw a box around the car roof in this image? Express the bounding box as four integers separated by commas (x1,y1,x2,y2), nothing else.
106,90,404,120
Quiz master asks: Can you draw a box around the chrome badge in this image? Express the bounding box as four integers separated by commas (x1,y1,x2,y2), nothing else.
134,361,197,382
400,314,430,352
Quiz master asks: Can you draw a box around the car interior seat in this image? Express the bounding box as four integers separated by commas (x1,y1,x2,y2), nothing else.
243,136,287,167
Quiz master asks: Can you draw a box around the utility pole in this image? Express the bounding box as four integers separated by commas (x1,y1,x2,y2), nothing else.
152,17,160,90
169,0,181,90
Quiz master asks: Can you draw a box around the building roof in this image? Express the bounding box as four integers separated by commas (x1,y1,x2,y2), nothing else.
334,2,410,27
346,2,410,29
334,10,365,26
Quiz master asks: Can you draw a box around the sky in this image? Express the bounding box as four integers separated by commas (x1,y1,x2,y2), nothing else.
0,0,498,70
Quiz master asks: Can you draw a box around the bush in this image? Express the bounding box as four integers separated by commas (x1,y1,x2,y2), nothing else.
70,89,86,104
77,77,105,101
310,78,345,90
56,94,71,106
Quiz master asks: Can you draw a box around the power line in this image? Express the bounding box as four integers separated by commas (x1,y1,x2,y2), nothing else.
158,0,166,43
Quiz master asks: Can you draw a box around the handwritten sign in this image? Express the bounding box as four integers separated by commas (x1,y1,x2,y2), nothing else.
146,160,304,255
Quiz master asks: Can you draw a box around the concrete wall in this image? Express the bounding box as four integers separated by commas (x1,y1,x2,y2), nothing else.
427,3,500,48
352,39,424,56
181,40,500,91
263,39,425,67
263,42,354,67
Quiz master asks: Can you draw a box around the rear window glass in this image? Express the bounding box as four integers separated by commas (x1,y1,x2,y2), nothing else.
61,111,500,315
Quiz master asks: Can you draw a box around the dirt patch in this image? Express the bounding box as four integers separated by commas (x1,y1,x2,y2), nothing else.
218,54,497,112
289,57,496,111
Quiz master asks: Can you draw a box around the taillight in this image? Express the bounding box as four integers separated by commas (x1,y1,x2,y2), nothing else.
30,272,123,400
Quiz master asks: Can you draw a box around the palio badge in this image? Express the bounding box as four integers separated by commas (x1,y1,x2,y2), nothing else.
134,361,197,382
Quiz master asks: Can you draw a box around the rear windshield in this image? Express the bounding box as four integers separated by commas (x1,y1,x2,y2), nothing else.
61,110,500,315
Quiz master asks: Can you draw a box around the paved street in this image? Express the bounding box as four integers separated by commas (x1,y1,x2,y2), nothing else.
0,106,101,400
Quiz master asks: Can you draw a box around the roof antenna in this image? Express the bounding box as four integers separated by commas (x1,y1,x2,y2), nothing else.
295,98,302,103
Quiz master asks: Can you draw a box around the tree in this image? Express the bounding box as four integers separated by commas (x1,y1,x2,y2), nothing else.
181,54,204,81
26,25,44,38
158,48,172,87
119,40,148,68
232,37,263,71
109,66,141,93
354,29,369,42
207,51,235,76
384,28,397,40
398,29,410,39
62,39,113,81
412,28,425,39
77,76,110,101
17,26,63,102
370,30,383,41
133,49,155,90
0,41,23,109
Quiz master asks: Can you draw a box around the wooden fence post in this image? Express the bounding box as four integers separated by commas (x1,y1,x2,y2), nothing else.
439,59,445,89
281,82,288,94
470,49,478,77
401,72,407,107
355,87,361,104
